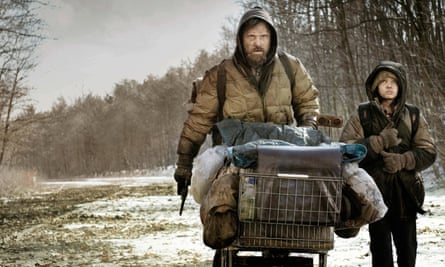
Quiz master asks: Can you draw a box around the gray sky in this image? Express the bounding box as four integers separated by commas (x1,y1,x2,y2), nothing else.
28,0,240,111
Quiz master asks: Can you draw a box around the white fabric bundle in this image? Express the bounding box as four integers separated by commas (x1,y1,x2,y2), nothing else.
341,162,388,228
190,145,227,204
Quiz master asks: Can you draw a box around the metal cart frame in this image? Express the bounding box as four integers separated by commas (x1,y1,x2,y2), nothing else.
218,146,344,267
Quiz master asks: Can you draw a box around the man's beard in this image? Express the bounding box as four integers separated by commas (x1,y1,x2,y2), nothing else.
246,52,267,68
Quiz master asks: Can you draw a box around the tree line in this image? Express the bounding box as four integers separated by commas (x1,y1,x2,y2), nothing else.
0,0,443,184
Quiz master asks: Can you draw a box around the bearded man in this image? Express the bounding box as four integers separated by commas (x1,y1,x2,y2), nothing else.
174,6,320,196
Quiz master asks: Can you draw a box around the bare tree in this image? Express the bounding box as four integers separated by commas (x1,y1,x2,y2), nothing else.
239,0,444,170
0,0,45,166
8,1,443,181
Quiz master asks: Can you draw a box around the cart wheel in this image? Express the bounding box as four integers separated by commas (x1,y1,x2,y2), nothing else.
215,249,317,267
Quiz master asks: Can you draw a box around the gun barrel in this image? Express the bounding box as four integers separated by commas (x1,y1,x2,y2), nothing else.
179,186,188,216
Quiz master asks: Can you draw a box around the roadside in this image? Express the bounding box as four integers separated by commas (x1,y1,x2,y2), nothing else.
0,178,214,266
1,177,444,266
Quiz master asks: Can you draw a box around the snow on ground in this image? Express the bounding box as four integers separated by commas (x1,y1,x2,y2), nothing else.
41,176,445,266
69,194,215,266
329,188,445,266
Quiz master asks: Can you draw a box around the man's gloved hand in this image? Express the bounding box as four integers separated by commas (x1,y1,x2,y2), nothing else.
369,127,401,153
299,114,318,129
174,165,192,195
381,151,416,173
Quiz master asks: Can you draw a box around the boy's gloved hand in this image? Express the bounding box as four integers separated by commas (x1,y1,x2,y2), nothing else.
381,151,415,173
369,128,401,153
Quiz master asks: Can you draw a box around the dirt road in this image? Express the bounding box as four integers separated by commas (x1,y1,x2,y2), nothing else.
1,177,444,267
0,179,214,267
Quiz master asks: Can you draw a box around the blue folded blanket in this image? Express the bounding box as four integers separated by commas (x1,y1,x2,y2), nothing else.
227,140,367,168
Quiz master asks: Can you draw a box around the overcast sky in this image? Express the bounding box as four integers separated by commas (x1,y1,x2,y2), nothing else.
27,0,241,112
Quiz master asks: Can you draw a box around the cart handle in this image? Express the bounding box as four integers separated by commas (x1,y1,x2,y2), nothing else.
277,173,309,178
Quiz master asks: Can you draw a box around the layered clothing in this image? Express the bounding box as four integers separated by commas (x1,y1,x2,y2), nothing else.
177,8,319,161
340,61,436,218
340,61,436,267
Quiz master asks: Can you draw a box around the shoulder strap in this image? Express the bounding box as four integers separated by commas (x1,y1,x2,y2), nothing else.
405,103,419,139
216,60,226,121
359,102,419,139
358,102,373,137
278,51,295,89
211,60,227,146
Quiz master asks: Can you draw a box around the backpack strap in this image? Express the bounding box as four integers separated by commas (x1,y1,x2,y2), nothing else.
405,103,419,139
358,102,419,139
358,102,373,137
278,51,295,89
216,60,227,121
211,60,227,146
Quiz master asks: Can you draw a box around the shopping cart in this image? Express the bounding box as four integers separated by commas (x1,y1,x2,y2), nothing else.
216,145,344,267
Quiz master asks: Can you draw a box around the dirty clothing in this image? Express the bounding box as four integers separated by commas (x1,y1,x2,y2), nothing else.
340,61,436,267
340,61,436,218
176,7,320,165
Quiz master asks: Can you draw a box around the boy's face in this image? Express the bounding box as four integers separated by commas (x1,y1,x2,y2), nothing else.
377,77,399,101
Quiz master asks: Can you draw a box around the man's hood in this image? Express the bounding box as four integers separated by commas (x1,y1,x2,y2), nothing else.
233,7,278,69
365,61,408,114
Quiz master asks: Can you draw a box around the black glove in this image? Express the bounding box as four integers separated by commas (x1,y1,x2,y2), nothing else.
298,114,318,129
174,165,192,195
174,154,193,195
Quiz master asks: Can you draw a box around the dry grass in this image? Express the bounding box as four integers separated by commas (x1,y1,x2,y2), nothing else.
0,168,36,197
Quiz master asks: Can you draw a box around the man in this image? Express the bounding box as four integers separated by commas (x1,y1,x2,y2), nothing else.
174,6,320,196
340,61,436,267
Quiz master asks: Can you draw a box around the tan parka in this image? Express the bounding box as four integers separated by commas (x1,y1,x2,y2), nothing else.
176,7,319,164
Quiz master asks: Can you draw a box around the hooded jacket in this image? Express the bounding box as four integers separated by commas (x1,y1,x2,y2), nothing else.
177,7,320,162
340,61,436,217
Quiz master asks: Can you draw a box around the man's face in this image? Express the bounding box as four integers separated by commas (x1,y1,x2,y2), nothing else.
242,21,271,68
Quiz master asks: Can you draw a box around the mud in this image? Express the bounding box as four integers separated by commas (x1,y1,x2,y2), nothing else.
0,181,212,267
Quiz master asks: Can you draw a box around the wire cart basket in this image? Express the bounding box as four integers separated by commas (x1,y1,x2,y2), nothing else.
217,145,344,267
